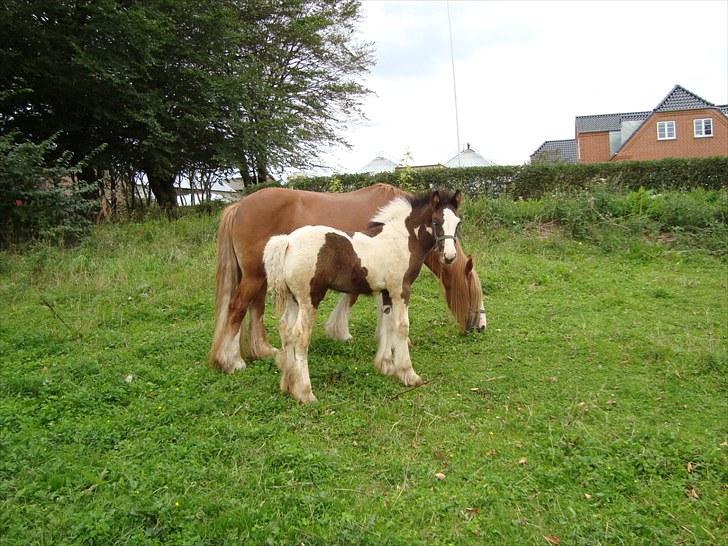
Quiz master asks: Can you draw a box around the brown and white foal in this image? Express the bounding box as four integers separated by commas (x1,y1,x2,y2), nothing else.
263,189,462,403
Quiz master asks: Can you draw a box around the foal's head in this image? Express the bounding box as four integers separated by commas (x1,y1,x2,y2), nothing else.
428,189,462,265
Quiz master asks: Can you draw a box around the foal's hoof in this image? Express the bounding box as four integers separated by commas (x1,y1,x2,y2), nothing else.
293,391,317,404
400,370,423,387
374,355,395,375
325,325,353,342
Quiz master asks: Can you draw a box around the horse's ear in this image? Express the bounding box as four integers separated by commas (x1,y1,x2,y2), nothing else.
465,255,473,275
431,190,441,208
453,189,462,210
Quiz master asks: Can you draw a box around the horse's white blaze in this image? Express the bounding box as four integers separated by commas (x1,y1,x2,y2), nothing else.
442,208,460,262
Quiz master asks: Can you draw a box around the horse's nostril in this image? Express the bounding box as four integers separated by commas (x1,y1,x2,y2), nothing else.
478,325,485,333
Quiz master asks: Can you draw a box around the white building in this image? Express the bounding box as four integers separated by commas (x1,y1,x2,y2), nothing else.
358,156,398,174
445,143,494,168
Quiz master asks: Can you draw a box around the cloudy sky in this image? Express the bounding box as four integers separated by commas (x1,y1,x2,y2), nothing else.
308,0,728,175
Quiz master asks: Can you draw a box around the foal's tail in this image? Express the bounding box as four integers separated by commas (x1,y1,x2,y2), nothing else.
262,235,290,315
209,202,242,362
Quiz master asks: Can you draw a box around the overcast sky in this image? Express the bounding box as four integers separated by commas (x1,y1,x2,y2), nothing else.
306,0,728,175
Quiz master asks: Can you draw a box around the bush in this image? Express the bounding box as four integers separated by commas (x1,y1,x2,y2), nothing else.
289,156,728,198
0,134,96,247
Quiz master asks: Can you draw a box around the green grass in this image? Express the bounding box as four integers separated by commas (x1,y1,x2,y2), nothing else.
1,202,726,545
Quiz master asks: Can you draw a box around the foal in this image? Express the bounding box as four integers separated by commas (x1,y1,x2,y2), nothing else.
263,190,462,403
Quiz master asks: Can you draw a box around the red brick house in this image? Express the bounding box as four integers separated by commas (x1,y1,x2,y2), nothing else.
532,85,728,163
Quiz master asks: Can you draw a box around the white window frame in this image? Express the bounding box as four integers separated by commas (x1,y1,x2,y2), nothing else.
657,121,676,141
694,118,713,138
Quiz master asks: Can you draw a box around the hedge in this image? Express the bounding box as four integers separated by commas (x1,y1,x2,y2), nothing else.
288,156,728,198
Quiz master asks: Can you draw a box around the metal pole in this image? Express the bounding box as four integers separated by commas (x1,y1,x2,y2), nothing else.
447,0,462,167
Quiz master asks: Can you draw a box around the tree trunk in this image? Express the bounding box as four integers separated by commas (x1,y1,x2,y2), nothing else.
256,160,267,184
143,160,178,210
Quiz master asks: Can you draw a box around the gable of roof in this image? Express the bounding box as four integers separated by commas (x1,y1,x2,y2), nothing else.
530,139,577,163
654,84,715,112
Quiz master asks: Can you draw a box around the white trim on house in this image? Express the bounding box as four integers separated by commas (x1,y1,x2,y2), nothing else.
693,118,713,138
657,120,676,141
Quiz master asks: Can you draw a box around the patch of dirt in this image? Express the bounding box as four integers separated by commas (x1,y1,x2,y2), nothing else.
528,220,565,240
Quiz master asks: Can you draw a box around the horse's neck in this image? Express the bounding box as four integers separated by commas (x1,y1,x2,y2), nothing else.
424,251,451,288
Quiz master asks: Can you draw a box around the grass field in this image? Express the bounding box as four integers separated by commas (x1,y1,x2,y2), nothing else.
1,197,726,545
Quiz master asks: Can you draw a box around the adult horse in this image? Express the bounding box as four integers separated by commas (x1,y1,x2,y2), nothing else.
264,190,462,402
210,183,486,373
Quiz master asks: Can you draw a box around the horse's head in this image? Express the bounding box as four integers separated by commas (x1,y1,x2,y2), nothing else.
430,189,461,265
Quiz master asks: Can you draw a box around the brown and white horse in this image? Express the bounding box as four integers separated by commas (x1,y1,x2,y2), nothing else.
210,183,486,373
264,190,462,402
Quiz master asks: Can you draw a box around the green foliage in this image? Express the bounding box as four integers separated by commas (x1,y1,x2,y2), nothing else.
328,175,343,193
290,156,728,197
1,209,725,544
0,134,95,247
0,0,373,204
461,188,727,254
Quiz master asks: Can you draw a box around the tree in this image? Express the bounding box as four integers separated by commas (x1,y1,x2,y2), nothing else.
0,0,373,207
228,0,373,186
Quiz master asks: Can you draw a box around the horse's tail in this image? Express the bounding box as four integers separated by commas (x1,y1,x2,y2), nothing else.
209,202,242,363
263,235,290,315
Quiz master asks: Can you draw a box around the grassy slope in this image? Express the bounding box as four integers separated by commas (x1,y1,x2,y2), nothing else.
0,210,726,545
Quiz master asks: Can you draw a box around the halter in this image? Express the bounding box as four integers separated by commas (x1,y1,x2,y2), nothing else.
432,219,460,248
466,308,487,331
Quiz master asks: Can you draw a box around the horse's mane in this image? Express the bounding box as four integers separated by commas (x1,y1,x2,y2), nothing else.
427,240,482,330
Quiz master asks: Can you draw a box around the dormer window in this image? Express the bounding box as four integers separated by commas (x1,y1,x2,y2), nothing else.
657,121,676,140
694,118,713,138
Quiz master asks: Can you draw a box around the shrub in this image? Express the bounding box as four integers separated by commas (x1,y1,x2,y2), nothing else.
0,133,96,247
289,156,728,198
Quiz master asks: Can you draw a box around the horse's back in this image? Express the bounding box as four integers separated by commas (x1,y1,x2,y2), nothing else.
229,184,404,259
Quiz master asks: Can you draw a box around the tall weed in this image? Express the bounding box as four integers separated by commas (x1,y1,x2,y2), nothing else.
462,188,727,253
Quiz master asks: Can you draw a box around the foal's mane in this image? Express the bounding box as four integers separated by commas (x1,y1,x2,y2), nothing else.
368,189,459,227
368,196,411,226
407,188,460,211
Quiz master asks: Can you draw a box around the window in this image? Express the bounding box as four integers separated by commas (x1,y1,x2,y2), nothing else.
694,118,713,138
657,121,676,140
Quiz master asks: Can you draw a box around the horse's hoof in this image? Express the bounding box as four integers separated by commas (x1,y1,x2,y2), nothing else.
223,357,246,373
251,344,277,359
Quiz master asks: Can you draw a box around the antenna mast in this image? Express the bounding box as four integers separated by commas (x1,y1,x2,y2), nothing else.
446,0,462,167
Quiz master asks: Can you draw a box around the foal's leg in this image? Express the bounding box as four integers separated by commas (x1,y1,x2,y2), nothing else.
373,293,395,375
390,297,423,387
284,299,318,403
325,293,357,341
276,293,299,393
